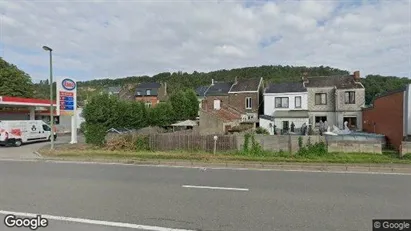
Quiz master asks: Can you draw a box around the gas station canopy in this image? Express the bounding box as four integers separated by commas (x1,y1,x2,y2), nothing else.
0,96,57,107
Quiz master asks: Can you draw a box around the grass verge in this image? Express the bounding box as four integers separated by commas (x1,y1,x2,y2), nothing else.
38,144,411,165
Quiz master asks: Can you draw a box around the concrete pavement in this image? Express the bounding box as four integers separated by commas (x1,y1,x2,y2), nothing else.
0,135,84,160
0,160,410,231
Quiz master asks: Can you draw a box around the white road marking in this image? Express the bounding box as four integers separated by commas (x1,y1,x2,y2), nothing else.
182,185,249,191
0,158,411,175
0,210,194,231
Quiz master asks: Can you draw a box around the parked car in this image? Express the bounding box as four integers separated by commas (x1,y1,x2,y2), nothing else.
0,120,57,147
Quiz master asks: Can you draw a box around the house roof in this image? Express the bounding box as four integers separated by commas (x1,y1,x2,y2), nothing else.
205,82,233,96
195,86,209,96
265,82,306,93
135,82,162,96
305,75,363,89
136,82,162,89
229,78,261,92
273,110,309,118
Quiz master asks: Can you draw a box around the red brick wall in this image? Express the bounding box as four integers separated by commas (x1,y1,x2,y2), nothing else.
135,96,159,107
228,93,259,114
202,96,229,111
362,91,404,150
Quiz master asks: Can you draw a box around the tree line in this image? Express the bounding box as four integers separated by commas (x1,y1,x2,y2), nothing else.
82,89,199,145
1,57,410,105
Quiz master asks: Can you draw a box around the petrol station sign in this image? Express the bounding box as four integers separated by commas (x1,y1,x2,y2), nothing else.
57,78,77,116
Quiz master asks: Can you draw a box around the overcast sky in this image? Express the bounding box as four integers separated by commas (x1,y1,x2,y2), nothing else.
0,0,410,82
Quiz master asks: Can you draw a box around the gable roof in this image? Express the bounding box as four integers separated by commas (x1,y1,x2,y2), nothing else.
229,78,261,93
305,75,363,89
195,86,209,96
136,82,162,89
265,82,306,93
205,82,233,96
135,82,162,96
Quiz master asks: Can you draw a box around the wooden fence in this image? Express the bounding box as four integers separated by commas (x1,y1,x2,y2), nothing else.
149,133,237,152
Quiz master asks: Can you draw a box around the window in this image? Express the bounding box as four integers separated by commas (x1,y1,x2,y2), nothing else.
213,99,221,110
315,116,327,127
295,96,302,108
245,97,252,109
146,89,151,95
345,91,355,104
315,93,327,105
275,97,289,108
145,102,152,108
343,117,357,129
136,91,141,95
42,124,51,131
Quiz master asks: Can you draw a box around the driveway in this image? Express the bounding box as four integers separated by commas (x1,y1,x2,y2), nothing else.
0,134,84,160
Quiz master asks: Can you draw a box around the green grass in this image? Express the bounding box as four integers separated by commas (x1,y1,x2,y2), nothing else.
39,145,411,165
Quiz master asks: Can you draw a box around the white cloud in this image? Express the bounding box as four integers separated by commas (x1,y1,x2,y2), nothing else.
0,0,410,81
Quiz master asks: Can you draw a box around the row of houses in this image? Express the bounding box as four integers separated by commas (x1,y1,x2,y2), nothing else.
196,71,364,136
106,71,411,151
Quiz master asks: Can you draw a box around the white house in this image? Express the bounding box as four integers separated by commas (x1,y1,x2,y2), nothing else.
260,82,309,135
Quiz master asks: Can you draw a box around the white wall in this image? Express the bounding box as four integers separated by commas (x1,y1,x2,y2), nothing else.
259,117,275,135
264,92,308,115
273,118,309,130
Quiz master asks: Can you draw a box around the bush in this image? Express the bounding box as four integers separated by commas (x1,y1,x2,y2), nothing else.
84,123,107,146
241,133,265,156
297,141,327,157
255,127,269,135
105,134,150,151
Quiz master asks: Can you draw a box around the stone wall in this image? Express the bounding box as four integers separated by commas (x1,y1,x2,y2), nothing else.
236,135,326,153
307,87,335,111
235,134,383,154
336,88,365,111
401,141,411,157
327,140,382,154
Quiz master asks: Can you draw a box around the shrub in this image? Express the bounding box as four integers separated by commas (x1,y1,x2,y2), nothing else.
105,134,150,151
241,133,265,156
84,123,106,146
297,141,327,157
255,127,269,135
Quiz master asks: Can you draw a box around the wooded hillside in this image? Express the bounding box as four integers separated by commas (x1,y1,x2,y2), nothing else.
0,57,409,106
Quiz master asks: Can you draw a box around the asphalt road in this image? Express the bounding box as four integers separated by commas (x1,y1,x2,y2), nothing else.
0,161,410,231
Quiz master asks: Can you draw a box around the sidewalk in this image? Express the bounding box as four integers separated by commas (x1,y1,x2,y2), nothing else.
39,157,411,174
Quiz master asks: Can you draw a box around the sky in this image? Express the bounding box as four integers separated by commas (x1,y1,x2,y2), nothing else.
0,0,410,82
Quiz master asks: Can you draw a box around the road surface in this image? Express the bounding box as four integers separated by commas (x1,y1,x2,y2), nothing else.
0,160,410,231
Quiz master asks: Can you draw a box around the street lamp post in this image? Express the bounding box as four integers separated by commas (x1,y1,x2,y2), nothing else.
42,45,54,150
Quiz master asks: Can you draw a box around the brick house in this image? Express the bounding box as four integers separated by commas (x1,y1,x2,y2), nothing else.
199,78,263,134
228,77,264,123
134,82,167,107
362,84,411,150
304,71,365,131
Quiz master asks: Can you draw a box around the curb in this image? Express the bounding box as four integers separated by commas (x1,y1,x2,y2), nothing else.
38,158,411,174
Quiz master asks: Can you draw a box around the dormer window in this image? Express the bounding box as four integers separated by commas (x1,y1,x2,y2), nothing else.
137,91,141,95
146,89,151,95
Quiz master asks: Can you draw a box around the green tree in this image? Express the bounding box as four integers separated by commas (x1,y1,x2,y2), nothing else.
0,58,34,97
169,90,190,120
148,102,175,126
184,89,200,119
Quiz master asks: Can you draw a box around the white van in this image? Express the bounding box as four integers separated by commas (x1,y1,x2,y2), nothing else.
0,120,57,147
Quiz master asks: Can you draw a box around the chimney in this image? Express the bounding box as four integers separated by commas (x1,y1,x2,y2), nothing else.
211,79,214,85
353,71,360,81
302,72,309,83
